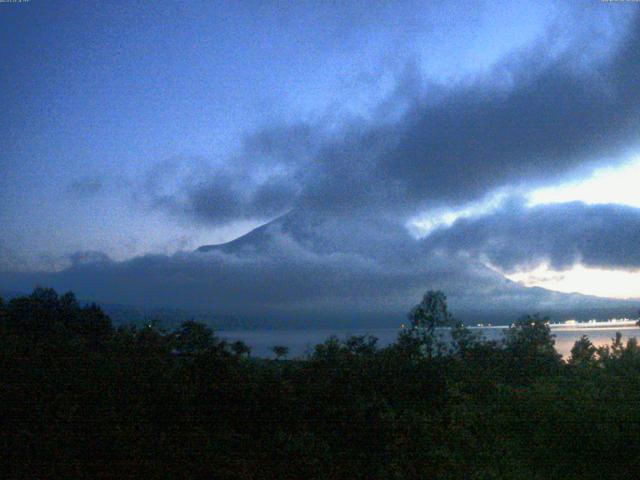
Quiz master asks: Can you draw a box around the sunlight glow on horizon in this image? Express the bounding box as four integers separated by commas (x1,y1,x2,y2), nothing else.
410,155,640,240
502,263,640,300
528,156,640,208
506,156,640,299
408,156,640,299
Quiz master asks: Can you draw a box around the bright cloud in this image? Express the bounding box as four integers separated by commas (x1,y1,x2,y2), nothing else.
408,193,508,237
528,156,640,208
503,263,640,300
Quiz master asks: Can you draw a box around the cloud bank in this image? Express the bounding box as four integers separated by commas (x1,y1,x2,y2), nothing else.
426,199,640,273
138,12,640,225
5,10,640,323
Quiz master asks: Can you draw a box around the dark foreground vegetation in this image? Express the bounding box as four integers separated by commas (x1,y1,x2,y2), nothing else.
3,288,640,479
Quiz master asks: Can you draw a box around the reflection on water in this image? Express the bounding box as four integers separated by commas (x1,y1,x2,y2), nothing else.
218,326,640,359
552,327,639,358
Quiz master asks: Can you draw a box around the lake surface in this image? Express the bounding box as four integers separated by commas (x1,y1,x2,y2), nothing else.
218,324,640,359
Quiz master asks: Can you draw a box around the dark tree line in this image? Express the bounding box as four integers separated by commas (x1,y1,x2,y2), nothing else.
2,288,640,479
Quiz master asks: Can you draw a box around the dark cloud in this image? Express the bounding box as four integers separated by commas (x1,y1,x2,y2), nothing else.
425,199,640,273
143,13,640,225
306,14,640,215
139,124,319,224
1,207,637,325
184,174,298,224
5,9,640,323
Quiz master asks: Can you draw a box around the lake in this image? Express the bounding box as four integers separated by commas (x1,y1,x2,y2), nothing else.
218,324,640,359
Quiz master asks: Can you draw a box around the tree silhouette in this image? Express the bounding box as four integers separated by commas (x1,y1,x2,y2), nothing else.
6,286,640,478
2,287,113,342
569,335,597,366
504,314,561,382
345,334,378,356
171,320,215,354
408,290,456,357
231,339,251,358
272,345,289,360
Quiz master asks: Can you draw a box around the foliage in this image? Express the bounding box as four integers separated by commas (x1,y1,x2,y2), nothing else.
230,339,251,358
272,344,289,360
569,334,597,366
407,290,457,357
2,287,640,479
502,313,562,384
170,319,217,354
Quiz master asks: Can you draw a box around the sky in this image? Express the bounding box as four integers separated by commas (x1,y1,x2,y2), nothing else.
2,0,640,322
